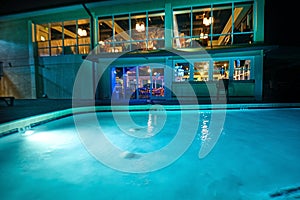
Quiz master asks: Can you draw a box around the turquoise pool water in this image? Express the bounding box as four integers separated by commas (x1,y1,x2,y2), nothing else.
0,107,300,200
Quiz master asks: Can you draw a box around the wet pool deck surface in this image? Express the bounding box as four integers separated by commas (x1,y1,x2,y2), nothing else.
1,98,300,124
0,99,73,124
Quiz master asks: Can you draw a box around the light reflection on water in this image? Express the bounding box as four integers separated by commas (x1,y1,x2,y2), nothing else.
95,110,220,159
91,109,225,174
200,112,210,142
97,110,200,153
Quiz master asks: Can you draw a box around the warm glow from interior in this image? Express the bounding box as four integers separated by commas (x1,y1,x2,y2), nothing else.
78,28,87,36
203,17,214,26
135,22,145,32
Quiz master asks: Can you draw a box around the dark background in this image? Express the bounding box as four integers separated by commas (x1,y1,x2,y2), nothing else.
263,1,300,102
0,0,103,16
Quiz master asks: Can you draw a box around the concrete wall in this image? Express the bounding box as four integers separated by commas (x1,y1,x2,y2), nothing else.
0,19,34,98
38,55,85,99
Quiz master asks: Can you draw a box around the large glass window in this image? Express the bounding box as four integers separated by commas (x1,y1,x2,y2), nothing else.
194,61,210,81
36,24,50,56
111,66,164,100
174,59,253,82
173,8,191,48
98,17,114,52
63,20,76,54
148,11,165,50
50,22,63,56
131,12,147,50
192,7,211,47
234,59,251,80
98,10,165,53
232,2,253,44
151,68,164,97
138,66,151,99
173,62,190,82
35,19,90,56
211,4,232,46
114,14,130,52
213,61,229,80
77,19,91,54
111,66,137,99
172,1,254,49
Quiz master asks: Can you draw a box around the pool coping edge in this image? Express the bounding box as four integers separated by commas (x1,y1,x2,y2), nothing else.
1,102,300,137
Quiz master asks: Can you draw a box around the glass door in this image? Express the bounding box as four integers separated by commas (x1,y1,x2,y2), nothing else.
137,66,165,99
111,66,137,100
111,65,164,101
151,67,164,98
138,66,151,99
138,66,165,99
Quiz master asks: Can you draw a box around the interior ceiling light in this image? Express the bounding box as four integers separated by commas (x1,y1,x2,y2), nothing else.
78,28,87,36
202,13,214,26
135,22,145,32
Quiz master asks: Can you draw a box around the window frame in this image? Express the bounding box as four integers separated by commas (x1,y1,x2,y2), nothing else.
172,1,254,49
35,18,91,56
97,9,165,53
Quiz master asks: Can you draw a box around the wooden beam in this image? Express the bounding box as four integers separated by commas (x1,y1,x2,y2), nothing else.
51,26,77,39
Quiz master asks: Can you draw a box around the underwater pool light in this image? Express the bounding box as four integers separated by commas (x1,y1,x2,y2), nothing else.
18,125,34,136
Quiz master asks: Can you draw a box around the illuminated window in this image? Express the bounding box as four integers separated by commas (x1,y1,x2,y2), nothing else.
98,17,114,52
192,6,212,47
50,22,63,56
173,8,191,48
98,10,165,53
234,59,251,80
77,19,90,54
233,2,254,45
213,61,229,80
194,61,210,81
36,24,50,56
172,1,254,49
148,11,165,50
63,20,76,54
131,12,147,50
211,4,232,46
174,62,190,82
35,19,90,56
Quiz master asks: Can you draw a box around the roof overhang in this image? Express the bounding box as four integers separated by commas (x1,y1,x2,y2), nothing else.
83,44,274,63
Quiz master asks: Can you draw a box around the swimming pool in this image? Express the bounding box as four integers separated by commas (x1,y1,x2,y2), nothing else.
0,106,300,200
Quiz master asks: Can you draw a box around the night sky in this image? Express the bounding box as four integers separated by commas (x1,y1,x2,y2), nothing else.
0,0,104,16
264,0,299,46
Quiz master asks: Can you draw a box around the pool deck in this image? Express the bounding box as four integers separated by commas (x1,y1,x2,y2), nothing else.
1,98,300,136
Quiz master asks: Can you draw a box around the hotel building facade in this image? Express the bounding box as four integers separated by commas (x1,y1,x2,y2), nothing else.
0,0,266,103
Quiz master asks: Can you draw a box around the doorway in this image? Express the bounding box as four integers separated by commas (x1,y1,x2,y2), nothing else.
111,65,164,100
